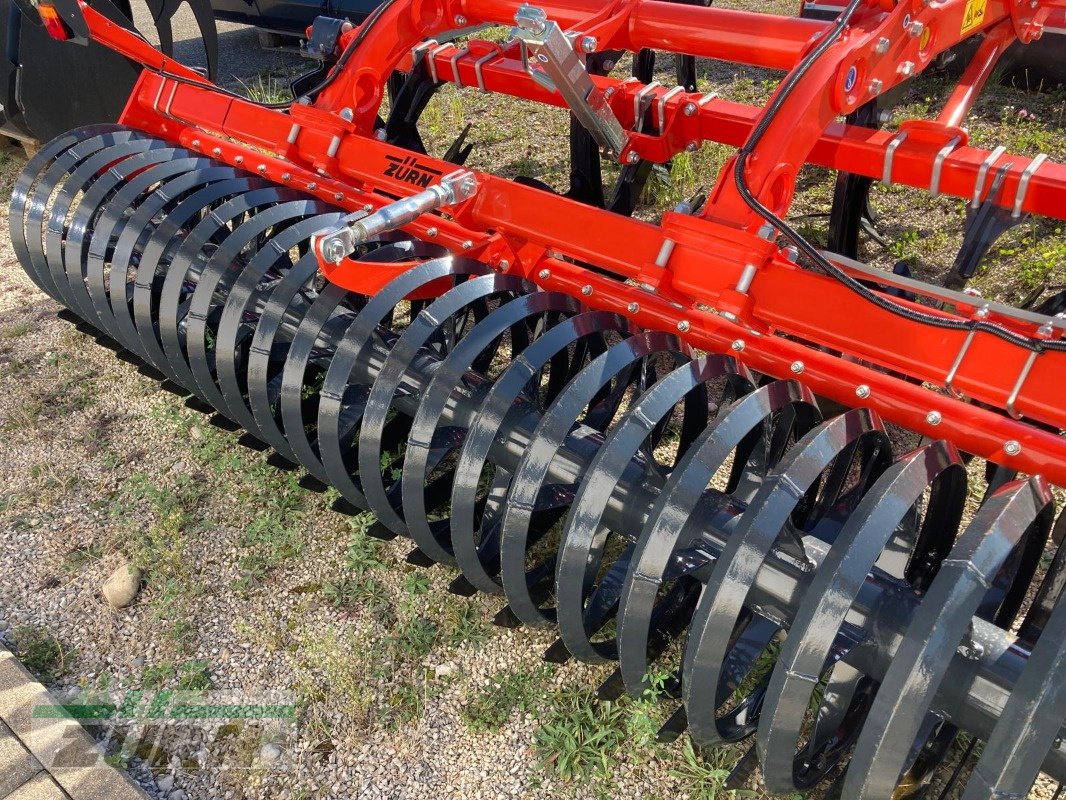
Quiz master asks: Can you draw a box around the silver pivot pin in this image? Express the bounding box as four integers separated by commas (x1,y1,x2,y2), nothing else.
314,169,478,264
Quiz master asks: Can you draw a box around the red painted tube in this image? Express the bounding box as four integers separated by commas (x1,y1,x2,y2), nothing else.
458,0,827,69
627,1,825,70
938,21,1015,129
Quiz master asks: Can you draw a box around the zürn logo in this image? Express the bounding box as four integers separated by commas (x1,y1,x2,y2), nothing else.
383,154,443,188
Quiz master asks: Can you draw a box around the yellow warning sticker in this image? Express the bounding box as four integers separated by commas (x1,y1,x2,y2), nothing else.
961,0,987,34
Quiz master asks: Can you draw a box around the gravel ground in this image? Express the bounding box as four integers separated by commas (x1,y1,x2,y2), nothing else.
0,4,1065,800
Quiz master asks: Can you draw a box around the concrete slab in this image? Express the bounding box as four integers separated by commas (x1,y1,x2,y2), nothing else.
4,773,68,800
0,648,146,800
0,718,42,797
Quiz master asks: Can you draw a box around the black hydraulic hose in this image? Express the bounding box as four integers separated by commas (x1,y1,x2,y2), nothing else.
732,1,1066,355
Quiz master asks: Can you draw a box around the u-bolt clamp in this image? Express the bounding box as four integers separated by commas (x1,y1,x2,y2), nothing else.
315,169,477,265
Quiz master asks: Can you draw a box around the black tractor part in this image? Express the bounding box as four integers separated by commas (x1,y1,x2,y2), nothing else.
0,0,216,146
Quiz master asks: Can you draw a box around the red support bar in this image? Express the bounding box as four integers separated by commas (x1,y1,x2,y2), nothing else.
938,21,1016,128
420,46,1066,222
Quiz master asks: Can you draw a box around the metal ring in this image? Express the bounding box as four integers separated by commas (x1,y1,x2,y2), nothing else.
24,131,146,312
841,477,1055,800
158,186,295,398
68,148,191,335
756,442,965,793
316,258,490,509
85,155,214,354
683,408,888,749
9,125,131,300
450,311,632,595
186,200,325,419
499,332,686,628
616,380,816,696
132,176,262,379
960,577,1066,799
555,355,744,663
275,236,446,479
358,273,532,536
401,290,579,564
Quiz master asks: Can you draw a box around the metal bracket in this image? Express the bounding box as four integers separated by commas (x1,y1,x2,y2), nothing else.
882,130,908,187
303,16,345,61
512,5,627,157
656,85,684,132
1012,152,1048,219
972,145,1007,208
929,136,961,198
633,81,660,133
315,170,478,264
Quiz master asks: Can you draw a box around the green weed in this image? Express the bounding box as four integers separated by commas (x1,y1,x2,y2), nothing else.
462,665,552,732
11,625,70,683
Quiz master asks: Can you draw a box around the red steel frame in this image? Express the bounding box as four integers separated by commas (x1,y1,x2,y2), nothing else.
44,0,1066,483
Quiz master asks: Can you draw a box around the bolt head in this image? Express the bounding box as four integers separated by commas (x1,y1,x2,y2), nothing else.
677,320,690,333
581,284,593,296
212,147,222,156
926,410,942,426
909,21,924,37
627,302,639,313
868,79,884,95
257,164,267,173
235,155,244,164
683,102,697,117
322,238,347,264
580,36,597,53
334,192,343,201
461,240,473,250
975,305,990,319
626,151,640,164
426,226,438,237
307,182,317,190
685,141,699,153
855,384,871,399
790,361,804,374
538,269,551,279
898,61,916,78
875,37,890,54
339,107,354,121
191,139,201,148
1004,440,1022,456
455,14,467,25
498,259,510,270
730,339,744,352
281,173,292,182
